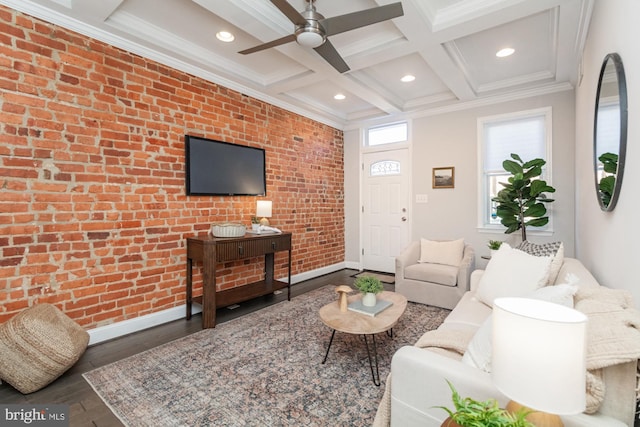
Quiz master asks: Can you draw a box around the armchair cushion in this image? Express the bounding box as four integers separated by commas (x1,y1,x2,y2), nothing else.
418,238,464,267
405,263,458,287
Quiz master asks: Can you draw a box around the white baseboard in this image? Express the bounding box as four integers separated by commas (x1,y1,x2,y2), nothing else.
345,261,361,270
289,262,346,283
87,305,202,346
87,262,347,346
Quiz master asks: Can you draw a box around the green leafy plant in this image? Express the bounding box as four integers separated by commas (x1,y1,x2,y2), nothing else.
251,216,260,224
597,152,618,207
487,240,503,250
491,153,556,241
353,275,383,294
438,381,533,427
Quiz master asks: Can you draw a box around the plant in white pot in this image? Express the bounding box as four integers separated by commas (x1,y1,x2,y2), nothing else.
353,275,383,307
487,240,503,257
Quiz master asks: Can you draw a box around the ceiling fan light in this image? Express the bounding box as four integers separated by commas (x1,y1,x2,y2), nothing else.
296,31,325,48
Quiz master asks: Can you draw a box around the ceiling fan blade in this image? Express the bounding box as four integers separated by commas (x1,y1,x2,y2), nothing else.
239,34,297,55
314,40,349,73
270,0,307,26
320,2,404,37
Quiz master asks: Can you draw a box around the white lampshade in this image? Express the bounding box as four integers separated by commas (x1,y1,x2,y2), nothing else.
256,200,272,218
492,297,587,415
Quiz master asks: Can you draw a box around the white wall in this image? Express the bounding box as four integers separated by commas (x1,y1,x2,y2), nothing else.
576,0,640,306
344,90,576,269
344,128,361,268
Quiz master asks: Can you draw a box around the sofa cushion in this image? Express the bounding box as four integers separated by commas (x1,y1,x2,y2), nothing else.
418,238,464,267
476,244,553,307
442,292,492,330
516,240,564,284
405,263,458,287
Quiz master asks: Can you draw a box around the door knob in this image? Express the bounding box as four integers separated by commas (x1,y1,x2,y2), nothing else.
401,217,407,222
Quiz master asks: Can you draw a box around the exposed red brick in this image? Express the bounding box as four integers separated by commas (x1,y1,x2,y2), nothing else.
0,5,345,330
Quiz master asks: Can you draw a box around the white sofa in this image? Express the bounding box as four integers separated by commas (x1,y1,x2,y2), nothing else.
388,257,638,427
395,241,475,310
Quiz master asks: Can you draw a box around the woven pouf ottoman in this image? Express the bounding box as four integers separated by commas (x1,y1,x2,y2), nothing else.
0,303,89,394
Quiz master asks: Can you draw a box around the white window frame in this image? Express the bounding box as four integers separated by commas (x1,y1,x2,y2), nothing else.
365,121,408,147
476,107,554,234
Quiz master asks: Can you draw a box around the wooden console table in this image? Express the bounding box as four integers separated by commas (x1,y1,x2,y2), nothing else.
186,232,292,328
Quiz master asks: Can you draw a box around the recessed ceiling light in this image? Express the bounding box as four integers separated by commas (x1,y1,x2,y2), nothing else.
216,31,235,43
401,74,415,83
334,93,346,100
496,47,515,58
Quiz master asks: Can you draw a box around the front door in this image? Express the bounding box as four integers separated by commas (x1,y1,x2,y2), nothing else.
362,149,410,273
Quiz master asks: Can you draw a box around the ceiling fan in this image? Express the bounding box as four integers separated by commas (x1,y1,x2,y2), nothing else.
239,0,404,73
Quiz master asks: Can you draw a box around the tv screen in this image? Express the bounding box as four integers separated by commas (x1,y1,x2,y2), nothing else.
185,135,266,196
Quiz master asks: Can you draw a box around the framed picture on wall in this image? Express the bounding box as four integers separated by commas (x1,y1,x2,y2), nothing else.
433,167,455,189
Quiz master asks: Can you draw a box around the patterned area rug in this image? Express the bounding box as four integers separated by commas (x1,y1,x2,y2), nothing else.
83,286,448,426
351,271,396,284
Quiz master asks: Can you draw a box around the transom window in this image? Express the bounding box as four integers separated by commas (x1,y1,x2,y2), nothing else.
478,107,553,230
366,122,408,146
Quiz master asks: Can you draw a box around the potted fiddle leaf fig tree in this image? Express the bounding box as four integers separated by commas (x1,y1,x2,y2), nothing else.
491,154,556,241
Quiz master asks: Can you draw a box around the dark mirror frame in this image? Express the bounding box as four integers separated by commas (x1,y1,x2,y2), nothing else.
593,53,628,211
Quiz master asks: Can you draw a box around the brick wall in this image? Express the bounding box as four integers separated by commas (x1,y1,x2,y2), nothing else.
0,6,345,328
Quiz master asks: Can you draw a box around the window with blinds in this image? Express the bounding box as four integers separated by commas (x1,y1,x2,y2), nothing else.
478,107,552,229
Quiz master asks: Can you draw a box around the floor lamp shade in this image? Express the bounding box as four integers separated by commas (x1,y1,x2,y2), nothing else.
492,297,588,415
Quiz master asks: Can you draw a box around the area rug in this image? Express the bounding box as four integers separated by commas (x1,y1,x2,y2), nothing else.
83,286,448,426
351,271,396,284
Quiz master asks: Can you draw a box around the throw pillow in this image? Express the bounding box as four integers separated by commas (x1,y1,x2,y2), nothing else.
516,240,564,285
462,284,578,373
476,244,553,307
418,238,464,267
461,317,492,372
526,283,578,307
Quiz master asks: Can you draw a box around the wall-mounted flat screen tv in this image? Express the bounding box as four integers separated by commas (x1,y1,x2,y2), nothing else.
185,135,266,196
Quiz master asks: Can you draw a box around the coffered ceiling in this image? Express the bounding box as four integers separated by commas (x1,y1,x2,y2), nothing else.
2,0,593,129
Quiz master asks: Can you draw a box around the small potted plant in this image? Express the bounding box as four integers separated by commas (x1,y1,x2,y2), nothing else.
438,381,532,427
353,275,384,307
487,240,503,256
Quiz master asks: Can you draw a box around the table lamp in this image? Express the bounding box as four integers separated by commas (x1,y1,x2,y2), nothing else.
492,297,588,427
256,200,272,226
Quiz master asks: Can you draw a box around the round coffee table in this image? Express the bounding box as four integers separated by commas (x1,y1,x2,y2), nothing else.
319,290,408,386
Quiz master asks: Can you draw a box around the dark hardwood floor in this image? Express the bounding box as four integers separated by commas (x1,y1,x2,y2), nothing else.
0,269,364,426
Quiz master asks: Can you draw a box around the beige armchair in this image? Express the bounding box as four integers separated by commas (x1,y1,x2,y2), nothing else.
395,240,475,309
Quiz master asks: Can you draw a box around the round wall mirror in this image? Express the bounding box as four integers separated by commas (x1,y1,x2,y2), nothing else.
593,53,627,211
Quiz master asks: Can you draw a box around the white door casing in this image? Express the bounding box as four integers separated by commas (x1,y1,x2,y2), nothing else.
362,149,410,273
